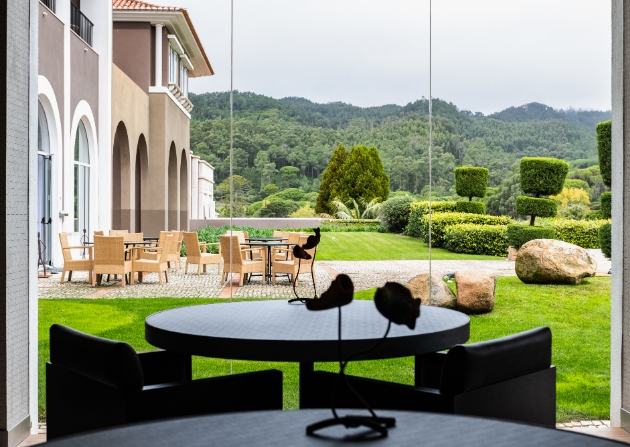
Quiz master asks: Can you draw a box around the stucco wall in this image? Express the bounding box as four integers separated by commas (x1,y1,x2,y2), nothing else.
38,3,64,124
70,32,98,133
113,22,151,92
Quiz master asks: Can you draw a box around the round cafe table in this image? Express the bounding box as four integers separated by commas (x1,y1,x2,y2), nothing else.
45,410,625,446
145,300,470,406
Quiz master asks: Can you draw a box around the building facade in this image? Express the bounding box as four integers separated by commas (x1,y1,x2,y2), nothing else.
190,153,216,220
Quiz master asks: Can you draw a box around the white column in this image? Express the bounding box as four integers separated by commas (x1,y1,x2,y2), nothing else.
154,23,163,87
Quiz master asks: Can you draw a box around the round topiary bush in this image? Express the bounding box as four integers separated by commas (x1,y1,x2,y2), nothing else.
455,166,489,201
455,201,486,215
515,196,558,218
507,224,556,249
379,195,415,233
600,192,611,219
520,157,569,197
599,222,611,259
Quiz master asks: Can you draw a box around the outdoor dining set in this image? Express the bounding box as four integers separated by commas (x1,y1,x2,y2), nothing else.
57,229,316,287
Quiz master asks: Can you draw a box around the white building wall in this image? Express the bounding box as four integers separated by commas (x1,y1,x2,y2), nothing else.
190,155,216,220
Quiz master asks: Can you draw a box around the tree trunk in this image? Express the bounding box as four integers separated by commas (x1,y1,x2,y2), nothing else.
529,215,536,226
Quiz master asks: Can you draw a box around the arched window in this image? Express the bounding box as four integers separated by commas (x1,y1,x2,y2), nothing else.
38,100,52,263
74,121,90,234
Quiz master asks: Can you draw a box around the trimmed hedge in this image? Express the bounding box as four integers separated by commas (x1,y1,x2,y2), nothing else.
538,218,610,249
322,219,380,227
417,212,512,247
507,224,556,249
455,166,488,200
379,195,415,233
455,201,486,215
599,222,611,259
444,224,508,257
600,192,611,219
406,201,457,237
515,196,558,218
520,157,570,196
597,120,611,188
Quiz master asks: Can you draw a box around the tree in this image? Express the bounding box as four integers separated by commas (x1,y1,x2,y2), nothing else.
262,183,279,198
215,175,252,217
515,157,569,225
259,200,299,217
550,187,591,220
455,166,488,201
340,145,389,204
316,144,348,214
486,163,522,218
279,166,300,189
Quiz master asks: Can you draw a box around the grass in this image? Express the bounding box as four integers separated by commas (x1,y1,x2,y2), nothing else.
315,232,503,261
39,276,610,422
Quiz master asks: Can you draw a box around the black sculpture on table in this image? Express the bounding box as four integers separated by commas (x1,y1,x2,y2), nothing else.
288,228,320,303
305,276,420,438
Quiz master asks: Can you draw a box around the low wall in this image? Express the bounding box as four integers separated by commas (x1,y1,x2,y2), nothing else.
189,218,324,230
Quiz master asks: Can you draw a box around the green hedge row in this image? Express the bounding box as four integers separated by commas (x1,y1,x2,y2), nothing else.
538,218,610,249
455,201,486,215
417,212,512,247
597,120,611,188
507,225,556,249
515,196,558,218
600,192,611,219
407,201,457,237
444,224,509,257
322,219,380,227
599,222,611,258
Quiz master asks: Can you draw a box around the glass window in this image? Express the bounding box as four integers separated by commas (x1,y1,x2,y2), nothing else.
38,101,50,154
169,45,178,84
180,64,188,96
74,121,90,233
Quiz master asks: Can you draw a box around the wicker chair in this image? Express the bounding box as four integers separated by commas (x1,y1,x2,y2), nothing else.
167,230,184,269
123,232,144,242
93,236,132,286
130,235,173,285
94,231,104,237
220,235,266,286
182,232,222,275
271,235,316,286
225,230,262,261
143,231,174,262
109,229,128,236
59,233,93,284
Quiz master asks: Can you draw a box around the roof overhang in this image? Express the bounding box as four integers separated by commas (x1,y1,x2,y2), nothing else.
113,9,214,77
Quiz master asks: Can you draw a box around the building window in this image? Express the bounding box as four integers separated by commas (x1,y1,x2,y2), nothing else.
74,121,90,234
169,45,179,84
180,64,188,96
38,101,53,263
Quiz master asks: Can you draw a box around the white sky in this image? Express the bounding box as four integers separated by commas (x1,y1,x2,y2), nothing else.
179,0,611,115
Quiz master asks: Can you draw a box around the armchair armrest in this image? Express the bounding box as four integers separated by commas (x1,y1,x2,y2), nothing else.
417,351,446,389
137,350,191,385
64,245,93,250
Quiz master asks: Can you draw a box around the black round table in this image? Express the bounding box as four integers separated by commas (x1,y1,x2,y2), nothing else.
146,300,469,406
240,241,295,280
245,237,288,242
45,410,625,446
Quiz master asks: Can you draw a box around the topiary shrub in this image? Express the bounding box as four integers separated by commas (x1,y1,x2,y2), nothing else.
516,157,569,226
418,212,512,247
455,201,486,215
455,166,488,201
600,191,611,219
259,200,300,217
444,224,508,257
538,218,609,249
406,201,457,237
515,196,558,218
507,224,556,249
599,222,611,259
379,195,415,233
597,120,611,188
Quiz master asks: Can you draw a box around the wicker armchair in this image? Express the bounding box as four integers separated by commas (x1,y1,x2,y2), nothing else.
167,230,184,269
93,236,132,286
271,235,316,286
130,235,173,285
271,231,304,262
94,231,104,237
123,233,144,242
182,232,222,275
109,229,128,236
225,231,262,261
220,235,266,286
59,233,93,284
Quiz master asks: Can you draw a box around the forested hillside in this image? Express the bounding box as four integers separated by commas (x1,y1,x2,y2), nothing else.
189,91,610,197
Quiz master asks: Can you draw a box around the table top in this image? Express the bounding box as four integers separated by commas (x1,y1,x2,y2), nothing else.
246,237,288,241
240,241,295,247
145,300,470,362
45,410,624,447
143,236,159,241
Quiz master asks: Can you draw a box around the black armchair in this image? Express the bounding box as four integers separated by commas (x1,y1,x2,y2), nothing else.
46,324,283,440
300,327,556,427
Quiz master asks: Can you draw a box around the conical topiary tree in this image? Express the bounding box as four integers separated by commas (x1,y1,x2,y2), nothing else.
454,166,488,214
597,120,612,258
316,144,348,215
516,157,569,226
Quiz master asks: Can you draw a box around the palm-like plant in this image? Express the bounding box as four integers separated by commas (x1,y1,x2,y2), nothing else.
321,197,382,220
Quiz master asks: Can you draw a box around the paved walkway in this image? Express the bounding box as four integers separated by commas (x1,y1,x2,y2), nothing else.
38,252,611,299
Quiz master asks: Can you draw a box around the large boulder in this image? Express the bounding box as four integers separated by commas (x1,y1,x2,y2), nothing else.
455,269,496,314
407,273,457,309
515,239,597,285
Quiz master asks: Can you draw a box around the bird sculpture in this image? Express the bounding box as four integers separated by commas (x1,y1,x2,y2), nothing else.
374,282,421,330
306,274,354,311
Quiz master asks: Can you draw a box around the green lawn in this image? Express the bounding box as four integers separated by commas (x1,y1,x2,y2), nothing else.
39,276,610,422
316,232,503,261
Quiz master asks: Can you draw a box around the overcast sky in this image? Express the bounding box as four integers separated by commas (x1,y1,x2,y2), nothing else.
179,0,611,115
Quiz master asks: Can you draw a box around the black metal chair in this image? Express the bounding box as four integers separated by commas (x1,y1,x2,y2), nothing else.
46,324,283,440
301,327,556,427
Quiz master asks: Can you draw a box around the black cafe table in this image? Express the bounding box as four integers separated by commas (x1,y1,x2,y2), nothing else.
145,300,470,406
45,410,626,446
240,241,295,280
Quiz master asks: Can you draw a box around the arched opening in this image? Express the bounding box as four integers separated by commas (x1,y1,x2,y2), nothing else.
37,100,52,264
168,143,178,230
179,149,189,231
135,134,148,233
112,121,131,230
74,120,91,235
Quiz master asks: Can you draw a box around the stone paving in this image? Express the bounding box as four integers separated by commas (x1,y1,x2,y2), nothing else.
38,252,611,299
